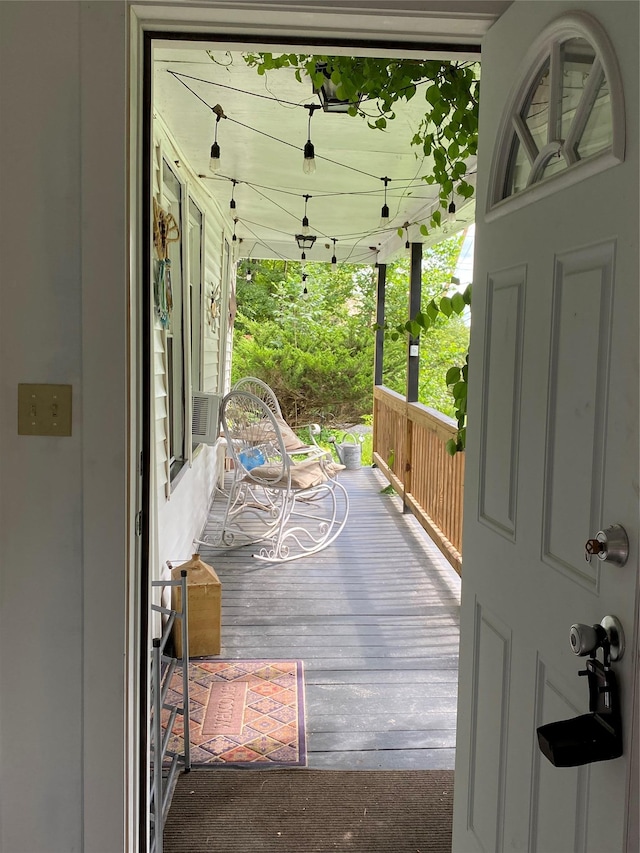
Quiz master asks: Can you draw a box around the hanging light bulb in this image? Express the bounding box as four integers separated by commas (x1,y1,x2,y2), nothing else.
331,238,337,266
379,177,390,226
229,179,237,210
303,105,319,174
301,195,311,235
302,272,308,297
405,224,410,250
442,196,457,234
209,104,226,173
301,250,307,261
231,217,238,242
209,137,221,173
209,120,221,173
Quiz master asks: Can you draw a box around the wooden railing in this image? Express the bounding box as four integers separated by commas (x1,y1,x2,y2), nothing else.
373,385,464,574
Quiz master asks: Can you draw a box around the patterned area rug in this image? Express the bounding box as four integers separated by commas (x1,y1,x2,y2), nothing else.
163,659,306,767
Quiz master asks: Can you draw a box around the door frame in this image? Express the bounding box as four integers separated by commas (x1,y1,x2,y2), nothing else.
127,3,640,851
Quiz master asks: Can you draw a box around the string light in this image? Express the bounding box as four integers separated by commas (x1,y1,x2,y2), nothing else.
379,177,390,226
331,238,337,266
232,217,238,242
447,196,456,224
303,104,319,174
174,69,446,183
209,104,226,173
443,195,457,233
229,179,237,210
301,194,311,235
302,272,308,297
404,223,410,249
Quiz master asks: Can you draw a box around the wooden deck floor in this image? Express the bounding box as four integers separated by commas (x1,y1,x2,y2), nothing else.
198,466,461,770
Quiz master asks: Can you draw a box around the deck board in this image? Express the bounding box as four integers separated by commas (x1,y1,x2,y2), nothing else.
198,466,461,770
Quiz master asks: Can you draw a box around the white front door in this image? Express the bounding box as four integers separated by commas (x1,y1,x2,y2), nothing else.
453,3,639,852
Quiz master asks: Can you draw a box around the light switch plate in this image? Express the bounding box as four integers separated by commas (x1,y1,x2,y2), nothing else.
18,384,72,436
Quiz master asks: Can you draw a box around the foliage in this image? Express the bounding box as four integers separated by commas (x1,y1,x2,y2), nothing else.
379,235,470,423
232,260,376,424
233,235,470,449
378,280,471,454
240,52,479,231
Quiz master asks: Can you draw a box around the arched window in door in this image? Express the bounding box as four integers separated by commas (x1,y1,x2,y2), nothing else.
488,12,625,212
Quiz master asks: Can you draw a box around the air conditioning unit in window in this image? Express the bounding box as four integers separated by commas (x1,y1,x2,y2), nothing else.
192,392,222,445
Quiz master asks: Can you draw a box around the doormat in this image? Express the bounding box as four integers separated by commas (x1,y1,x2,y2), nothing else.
163,659,306,767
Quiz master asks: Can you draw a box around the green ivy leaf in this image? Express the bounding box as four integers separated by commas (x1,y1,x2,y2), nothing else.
446,438,458,456
439,296,453,317
414,310,430,331
426,299,439,321
453,381,467,399
462,284,472,305
451,292,465,314
425,85,440,105
446,366,461,386
457,181,475,199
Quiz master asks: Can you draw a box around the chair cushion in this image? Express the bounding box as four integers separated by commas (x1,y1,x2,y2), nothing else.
274,417,307,451
234,417,306,452
245,458,334,490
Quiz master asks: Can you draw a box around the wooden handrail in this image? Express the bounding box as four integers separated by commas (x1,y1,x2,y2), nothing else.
373,385,464,574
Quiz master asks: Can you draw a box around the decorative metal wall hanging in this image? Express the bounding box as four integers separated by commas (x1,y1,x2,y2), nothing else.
152,198,180,328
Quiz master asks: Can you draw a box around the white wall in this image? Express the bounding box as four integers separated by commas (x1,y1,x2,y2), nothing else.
151,118,232,581
0,2,128,851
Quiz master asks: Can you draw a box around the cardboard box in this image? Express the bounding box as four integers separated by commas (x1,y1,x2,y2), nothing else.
171,554,221,657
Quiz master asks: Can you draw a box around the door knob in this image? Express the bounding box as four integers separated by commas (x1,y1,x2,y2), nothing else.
584,523,628,566
569,615,625,662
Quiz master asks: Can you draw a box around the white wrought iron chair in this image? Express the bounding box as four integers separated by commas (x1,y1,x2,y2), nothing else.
214,389,349,563
231,375,325,454
232,376,283,418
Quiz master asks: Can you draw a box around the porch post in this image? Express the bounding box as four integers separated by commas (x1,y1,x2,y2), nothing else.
374,262,386,386
404,242,421,513
407,242,421,402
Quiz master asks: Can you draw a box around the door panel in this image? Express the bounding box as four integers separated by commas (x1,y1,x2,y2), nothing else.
530,658,590,853
479,268,526,538
468,601,512,852
453,3,639,851
543,242,614,587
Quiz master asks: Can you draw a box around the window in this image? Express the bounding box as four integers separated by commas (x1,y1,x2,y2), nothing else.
162,160,186,479
490,12,624,211
188,199,203,395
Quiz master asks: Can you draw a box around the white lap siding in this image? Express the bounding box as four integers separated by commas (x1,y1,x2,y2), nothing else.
152,116,233,577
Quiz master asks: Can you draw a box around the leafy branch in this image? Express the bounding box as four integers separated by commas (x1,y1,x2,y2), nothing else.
239,53,479,232
375,282,471,455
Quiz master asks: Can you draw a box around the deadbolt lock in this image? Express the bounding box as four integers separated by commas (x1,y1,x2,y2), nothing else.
584,524,628,567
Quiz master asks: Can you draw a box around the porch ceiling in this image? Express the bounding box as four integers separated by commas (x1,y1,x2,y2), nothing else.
152,10,501,265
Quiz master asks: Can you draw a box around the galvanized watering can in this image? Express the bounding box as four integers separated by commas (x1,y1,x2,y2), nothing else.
335,432,362,470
